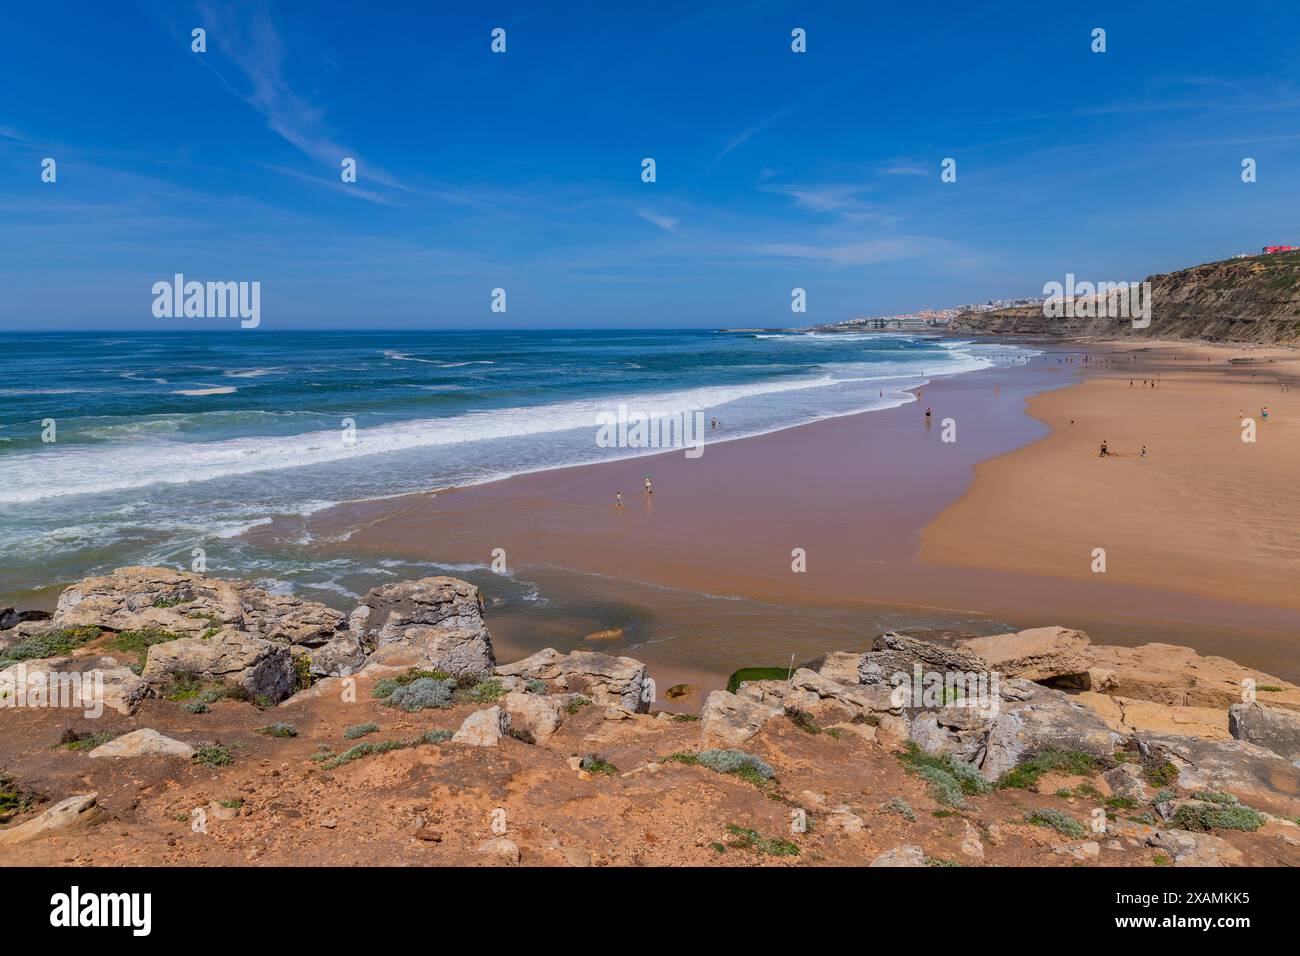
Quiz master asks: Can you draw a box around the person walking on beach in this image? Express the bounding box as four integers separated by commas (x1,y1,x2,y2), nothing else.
1100,440,1109,457
644,476,653,495
925,406,932,422
616,491,623,507
1141,445,1147,458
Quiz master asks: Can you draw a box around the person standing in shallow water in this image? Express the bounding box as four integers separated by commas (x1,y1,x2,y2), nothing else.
615,491,623,507
644,476,653,495
1100,440,1109,457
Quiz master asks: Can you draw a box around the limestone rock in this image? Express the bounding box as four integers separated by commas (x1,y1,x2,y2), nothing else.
350,577,494,676
1078,692,1229,740
788,668,901,718
476,837,520,864
960,822,986,860
958,626,1092,682
88,728,193,759
1148,828,1244,867
1084,641,1300,713
870,845,927,867
0,793,101,847
1142,733,1300,800
452,706,505,747
1103,763,1151,802
0,655,149,716
142,632,296,704
811,651,864,685
501,691,563,742
1229,702,1300,762
496,648,648,712
698,690,782,744
53,566,347,647
859,631,985,686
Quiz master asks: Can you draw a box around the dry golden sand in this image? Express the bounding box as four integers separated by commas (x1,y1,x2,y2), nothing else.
921,342,1300,611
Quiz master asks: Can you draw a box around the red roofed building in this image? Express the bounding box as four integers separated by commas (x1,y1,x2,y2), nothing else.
1262,245,1297,254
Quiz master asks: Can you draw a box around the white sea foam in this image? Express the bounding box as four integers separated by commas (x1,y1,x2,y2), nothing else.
172,385,238,396
0,342,1009,504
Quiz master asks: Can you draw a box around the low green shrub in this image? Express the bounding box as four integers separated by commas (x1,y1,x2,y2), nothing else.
724,823,799,856
255,723,297,738
1025,808,1087,838
192,744,233,768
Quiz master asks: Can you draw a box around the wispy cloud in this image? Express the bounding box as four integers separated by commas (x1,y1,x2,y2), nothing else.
762,182,900,226
637,208,680,233
712,106,792,167
879,163,928,177
757,237,945,266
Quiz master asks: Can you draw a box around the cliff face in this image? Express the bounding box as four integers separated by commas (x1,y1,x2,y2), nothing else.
949,252,1300,343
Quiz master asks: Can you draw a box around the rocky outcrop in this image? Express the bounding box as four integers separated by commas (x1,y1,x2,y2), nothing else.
811,651,864,684
501,691,563,742
1142,733,1300,801
947,251,1300,344
88,729,193,759
958,627,1091,683
1229,702,1300,763
870,845,927,867
784,668,901,720
142,633,296,704
33,568,499,694
53,566,348,646
0,655,149,716
1079,692,1229,740
904,677,1120,780
496,648,647,712
699,690,782,744
349,577,494,677
452,706,506,747
1082,642,1300,713
859,631,985,685
0,793,101,847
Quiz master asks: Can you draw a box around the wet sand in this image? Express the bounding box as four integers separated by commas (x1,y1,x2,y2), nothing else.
290,341,1300,685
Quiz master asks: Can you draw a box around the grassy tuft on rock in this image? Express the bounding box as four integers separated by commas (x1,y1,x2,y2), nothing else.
385,677,456,712
879,796,917,822
724,823,799,856
0,626,102,668
725,667,790,693
192,743,233,768
580,754,618,775
255,722,297,738
112,627,184,673
372,668,453,699
997,748,1106,790
1172,803,1265,833
565,695,591,715
1024,808,1087,838
663,748,776,786
898,743,991,808
57,728,120,752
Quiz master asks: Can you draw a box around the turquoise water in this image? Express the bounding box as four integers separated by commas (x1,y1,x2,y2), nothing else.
0,329,1031,600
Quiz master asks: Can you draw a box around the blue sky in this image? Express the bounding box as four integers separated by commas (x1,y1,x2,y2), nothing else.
2,0,1299,330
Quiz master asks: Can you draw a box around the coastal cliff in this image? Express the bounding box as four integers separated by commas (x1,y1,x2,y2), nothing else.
949,251,1300,343
2,568,1299,866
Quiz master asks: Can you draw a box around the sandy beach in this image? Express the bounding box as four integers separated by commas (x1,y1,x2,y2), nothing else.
283,340,1300,688
923,341,1300,611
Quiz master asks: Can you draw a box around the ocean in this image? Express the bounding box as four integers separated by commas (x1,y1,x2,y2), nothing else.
0,329,1032,608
